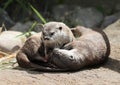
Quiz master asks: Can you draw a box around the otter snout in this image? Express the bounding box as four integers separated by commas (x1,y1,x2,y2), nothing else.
44,36,50,40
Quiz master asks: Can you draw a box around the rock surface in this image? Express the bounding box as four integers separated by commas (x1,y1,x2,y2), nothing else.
0,8,15,29
68,7,103,28
52,5,74,21
10,21,42,32
10,22,33,32
0,31,26,53
52,5,104,28
101,12,120,28
0,20,120,85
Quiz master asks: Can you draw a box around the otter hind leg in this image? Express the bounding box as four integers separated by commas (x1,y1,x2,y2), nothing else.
16,52,32,68
16,51,68,72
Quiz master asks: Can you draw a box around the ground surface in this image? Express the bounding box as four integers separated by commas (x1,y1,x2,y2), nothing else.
0,21,120,85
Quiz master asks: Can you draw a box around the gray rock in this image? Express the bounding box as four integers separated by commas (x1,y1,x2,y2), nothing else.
10,21,42,32
101,12,120,28
68,7,104,28
0,31,26,53
52,5,74,21
115,3,120,12
0,8,15,29
10,22,33,32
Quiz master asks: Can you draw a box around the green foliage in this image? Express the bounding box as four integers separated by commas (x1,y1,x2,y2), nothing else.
3,0,29,10
28,21,37,33
96,6,113,15
57,0,64,4
3,0,47,24
29,4,47,24
96,6,106,14
16,0,29,10
2,0,47,37
3,0,13,9
16,21,37,37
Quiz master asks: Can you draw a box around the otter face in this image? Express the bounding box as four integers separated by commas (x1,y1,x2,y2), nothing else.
42,25,62,41
51,48,80,69
42,22,73,48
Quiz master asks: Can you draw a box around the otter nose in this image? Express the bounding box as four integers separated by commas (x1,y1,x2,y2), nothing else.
44,36,50,40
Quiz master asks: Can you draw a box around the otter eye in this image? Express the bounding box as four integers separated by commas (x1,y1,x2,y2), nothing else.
59,27,62,30
50,32,55,36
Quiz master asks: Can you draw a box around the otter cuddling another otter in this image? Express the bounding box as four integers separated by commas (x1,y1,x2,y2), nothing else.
16,22,75,71
16,22,110,71
49,26,110,71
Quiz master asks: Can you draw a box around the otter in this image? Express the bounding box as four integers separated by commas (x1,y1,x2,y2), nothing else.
16,32,46,68
16,22,75,70
42,22,75,58
49,26,110,71
16,22,110,71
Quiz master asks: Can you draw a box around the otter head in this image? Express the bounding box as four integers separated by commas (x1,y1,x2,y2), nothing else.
42,22,75,49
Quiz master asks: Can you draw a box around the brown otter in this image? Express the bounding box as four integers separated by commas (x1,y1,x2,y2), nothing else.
16,22,110,71
16,32,46,68
42,22,75,58
49,26,110,71
16,22,75,70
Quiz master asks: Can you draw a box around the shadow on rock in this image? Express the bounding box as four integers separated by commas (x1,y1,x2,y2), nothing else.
13,57,120,74
13,66,44,74
103,57,120,73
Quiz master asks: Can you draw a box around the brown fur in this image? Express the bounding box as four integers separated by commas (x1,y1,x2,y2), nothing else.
16,32,46,68
43,22,75,52
16,22,110,71
16,22,75,71
16,32,60,71
49,26,110,71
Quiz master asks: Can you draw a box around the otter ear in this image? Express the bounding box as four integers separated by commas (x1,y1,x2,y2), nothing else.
37,23,44,32
71,27,81,37
59,27,62,30
71,28,75,33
